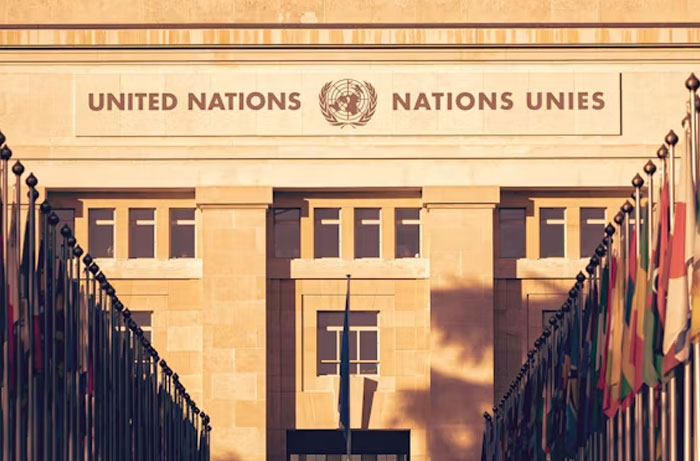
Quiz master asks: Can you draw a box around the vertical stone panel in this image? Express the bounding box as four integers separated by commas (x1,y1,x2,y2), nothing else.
197,186,272,461
423,186,498,461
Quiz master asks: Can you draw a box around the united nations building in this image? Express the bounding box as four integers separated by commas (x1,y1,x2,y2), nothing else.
1,2,698,460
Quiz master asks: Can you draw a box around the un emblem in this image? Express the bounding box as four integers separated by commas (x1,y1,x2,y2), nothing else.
319,79,378,128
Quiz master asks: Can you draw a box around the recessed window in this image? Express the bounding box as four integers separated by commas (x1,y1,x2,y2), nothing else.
274,208,301,258
314,208,340,258
395,208,420,258
540,208,566,258
88,208,115,258
355,208,381,258
498,208,526,258
129,208,155,258
580,208,606,258
170,208,195,258
52,209,75,251
317,311,379,376
129,311,153,342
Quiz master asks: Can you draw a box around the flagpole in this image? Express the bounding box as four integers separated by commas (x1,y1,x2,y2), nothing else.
25,174,37,461
345,274,351,461
0,140,9,461
685,73,700,461
644,160,657,461
11,160,22,461
633,174,645,461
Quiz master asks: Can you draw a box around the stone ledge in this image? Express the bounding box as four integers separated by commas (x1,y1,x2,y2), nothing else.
92,258,203,279
268,257,430,279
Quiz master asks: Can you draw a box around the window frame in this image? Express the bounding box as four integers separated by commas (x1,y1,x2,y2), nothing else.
394,207,421,259
273,207,301,259
128,208,157,259
539,207,567,258
314,208,342,259
88,207,116,259
169,208,197,259
354,207,382,259
316,311,380,377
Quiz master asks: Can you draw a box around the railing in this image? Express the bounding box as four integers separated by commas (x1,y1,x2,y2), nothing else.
0,132,211,460
482,73,700,460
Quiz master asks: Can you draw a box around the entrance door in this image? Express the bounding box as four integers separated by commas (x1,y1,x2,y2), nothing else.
286,430,410,461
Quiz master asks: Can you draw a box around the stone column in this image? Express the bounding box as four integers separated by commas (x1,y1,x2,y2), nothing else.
423,186,499,461
197,186,272,461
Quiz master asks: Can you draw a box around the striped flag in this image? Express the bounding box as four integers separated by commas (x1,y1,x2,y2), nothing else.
631,210,649,393
663,142,694,374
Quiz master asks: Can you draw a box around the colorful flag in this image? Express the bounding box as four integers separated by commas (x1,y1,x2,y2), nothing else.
620,229,637,402
631,209,649,393
663,141,694,374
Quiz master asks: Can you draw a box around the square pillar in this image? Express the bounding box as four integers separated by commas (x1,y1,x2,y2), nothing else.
423,186,499,461
197,186,272,461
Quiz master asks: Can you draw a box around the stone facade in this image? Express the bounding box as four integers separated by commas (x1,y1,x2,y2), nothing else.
1,3,700,460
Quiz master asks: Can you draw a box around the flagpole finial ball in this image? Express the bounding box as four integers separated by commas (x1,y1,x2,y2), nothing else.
95,272,106,283
686,73,700,90
657,145,669,159
173,373,179,381
0,131,5,146
569,288,578,298
40,200,51,215
106,286,115,297
160,360,168,368
586,264,595,275
47,212,59,226
72,245,83,257
644,160,657,175
576,271,587,282
595,244,606,257
25,173,37,188
89,263,99,275
665,130,679,146
67,236,76,248
11,161,23,176
591,255,600,266
122,308,131,319
82,254,93,266
632,173,644,188
622,201,634,214
0,146,12,161
60,224,72,238
605,224,616,236
543,328,551,337
135,326,143,337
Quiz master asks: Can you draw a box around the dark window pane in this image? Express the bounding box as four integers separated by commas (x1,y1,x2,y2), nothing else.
53,209,75,253
130,311,152,327
360,330,378,361
274,208,301,258
580,208,606,258
170,208,195,259
352,312,378,327
395,208,420,258
355,208,380,258
499,208,526,258
314,208,340,258
540,208,565,258
349,331,358,361
129,208,155,258
317,325,337,376
89,208,114,258
359,363,378,374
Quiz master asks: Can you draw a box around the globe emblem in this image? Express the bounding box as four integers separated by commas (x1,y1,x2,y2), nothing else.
319,79,377,128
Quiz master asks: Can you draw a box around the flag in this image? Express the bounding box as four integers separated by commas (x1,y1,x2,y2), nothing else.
620,229,637,402
605,247,624,417
663,141,694,374
631,209,649,393
338,277,350,447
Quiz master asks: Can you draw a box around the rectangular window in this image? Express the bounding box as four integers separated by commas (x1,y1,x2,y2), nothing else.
170,208,195,258
129,208,155,258
314,208,340,258
499,208,526,258
317,311,379,376
354,208,381,258
395,208,420,258
88,208,115,258
52,209,76,252
540,208,566,258
274,208,301,258
129,310,153,343
580,208,606,258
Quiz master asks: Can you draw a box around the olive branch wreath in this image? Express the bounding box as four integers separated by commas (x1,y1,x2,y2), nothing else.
319,81,378,128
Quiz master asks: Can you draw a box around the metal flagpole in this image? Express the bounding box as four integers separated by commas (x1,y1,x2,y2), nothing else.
685,73,700,461
633,174,644,461
666,129,679,461
655,143,669,461
681,113,693,461
622,200,633,461
25,174,37,461
0,142,10,461
645,159,657,461
11,160,22,461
